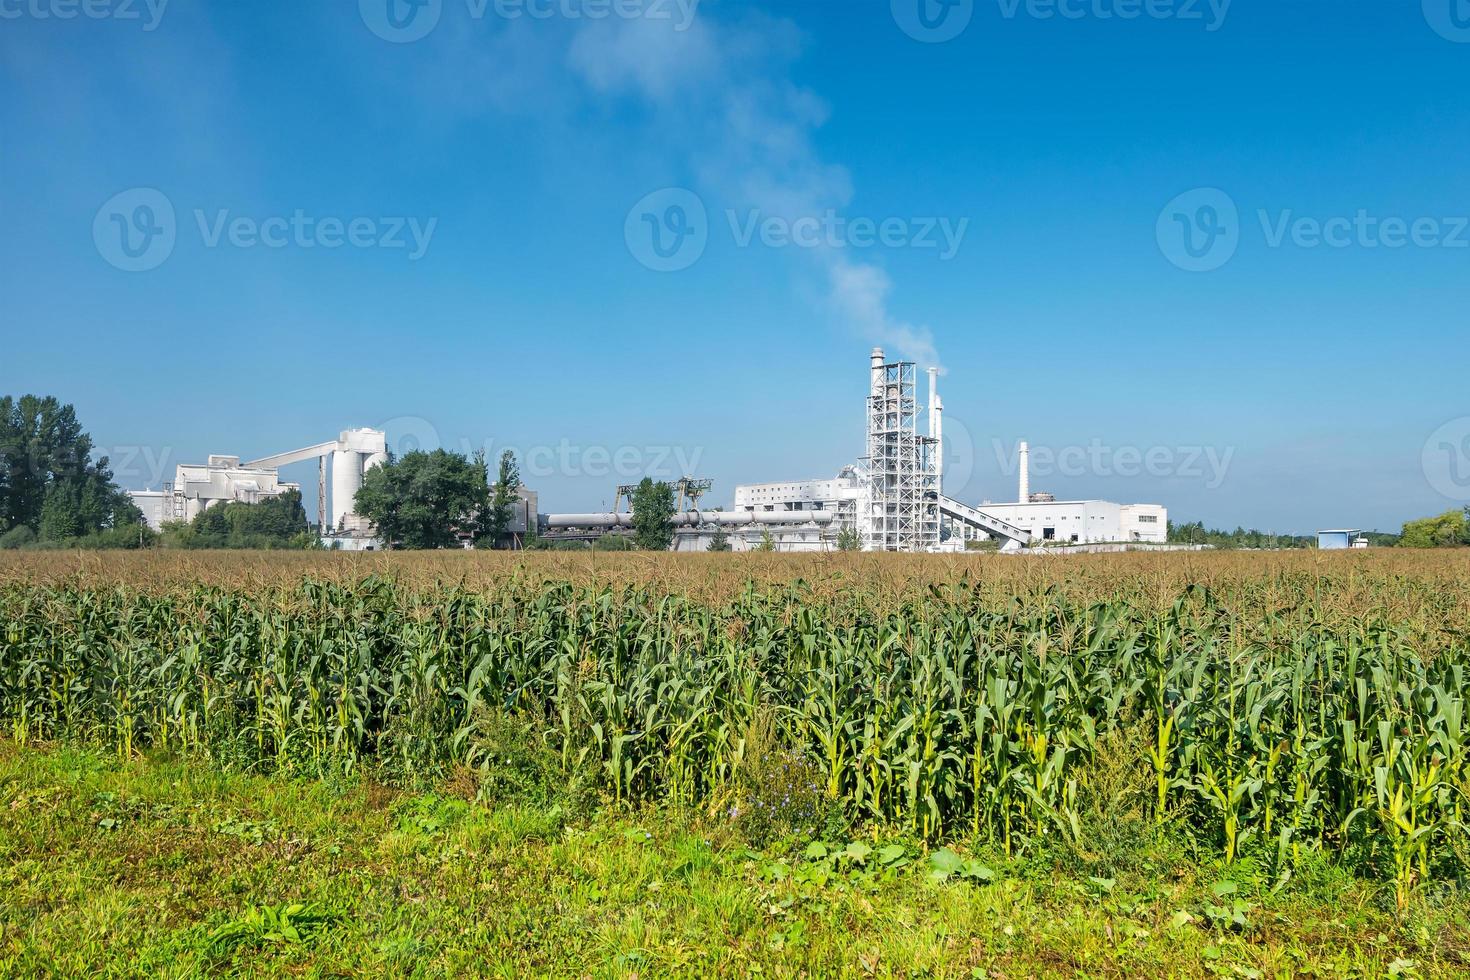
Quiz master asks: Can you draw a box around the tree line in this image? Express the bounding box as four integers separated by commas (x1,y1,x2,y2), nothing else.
12,392,1466,553
1169,511,1470,550
0,396,150,550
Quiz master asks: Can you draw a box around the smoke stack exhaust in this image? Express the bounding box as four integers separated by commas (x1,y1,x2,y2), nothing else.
1019,441,1030,504
927,367,943,495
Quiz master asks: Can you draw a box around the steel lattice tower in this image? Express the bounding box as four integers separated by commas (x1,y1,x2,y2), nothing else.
862,349,939,552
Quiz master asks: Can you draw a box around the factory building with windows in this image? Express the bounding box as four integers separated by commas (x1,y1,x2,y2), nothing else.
720,355,1169,551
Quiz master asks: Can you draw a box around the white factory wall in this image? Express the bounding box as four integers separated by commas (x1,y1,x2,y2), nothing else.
127,490,176,531
735,479,844,512
1119,504,1169,543
129,463,300,530
974,500,1116,544
976,500,1168,544
733,474,864,514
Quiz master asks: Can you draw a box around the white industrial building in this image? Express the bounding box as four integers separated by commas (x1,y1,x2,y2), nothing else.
129,457,301,529
709,352,1168,551
969,500,1167,545
129,428,390,549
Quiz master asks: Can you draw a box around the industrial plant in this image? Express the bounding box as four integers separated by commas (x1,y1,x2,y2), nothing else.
544,349,1167,552
130,350,1166,552
131,429,391,551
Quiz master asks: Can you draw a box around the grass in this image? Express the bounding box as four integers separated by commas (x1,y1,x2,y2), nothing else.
2,739,1467,978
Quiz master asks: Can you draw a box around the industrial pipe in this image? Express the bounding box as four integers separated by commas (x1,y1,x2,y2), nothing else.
543,510,841,529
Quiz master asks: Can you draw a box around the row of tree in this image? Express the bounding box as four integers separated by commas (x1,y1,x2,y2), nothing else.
1398,508,1470,549
353,448,530,549
0,396,150,549
1166,521,1314,549
1169,512,1470,550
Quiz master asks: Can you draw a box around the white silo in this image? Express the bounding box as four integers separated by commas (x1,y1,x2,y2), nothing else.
330,450,364,531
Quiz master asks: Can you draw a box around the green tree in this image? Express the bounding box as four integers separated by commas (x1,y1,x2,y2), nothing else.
707,525,732,552
629,478,675,551
0,394,142,539
835,526,862,552
354,449,491,550
755,530,776,553
1398,509,1468,549
0,525,36,549
482,450,522,548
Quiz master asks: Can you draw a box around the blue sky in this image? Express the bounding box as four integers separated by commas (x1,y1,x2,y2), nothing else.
3,0,1468,532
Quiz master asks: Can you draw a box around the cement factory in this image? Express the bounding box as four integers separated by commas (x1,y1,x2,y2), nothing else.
129,349,1167,552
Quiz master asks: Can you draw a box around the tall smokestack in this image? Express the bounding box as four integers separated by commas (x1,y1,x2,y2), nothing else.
1018,441,1029,504
934,394,944,495
870,347,884,398
927,366,943,495
927,367,938,440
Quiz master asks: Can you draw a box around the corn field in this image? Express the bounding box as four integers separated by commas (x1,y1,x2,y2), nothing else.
2,552,1468,897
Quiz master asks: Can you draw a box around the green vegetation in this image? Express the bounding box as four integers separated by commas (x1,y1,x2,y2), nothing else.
157,489,313,550
4,570,1469,905
480,450,522,549
629,477,676,551
353,449,491,549
8,743,1464,976
2,552,1469,973
1168,522,1321,549
0,394,148,547
836,526,863,552
1399,508,1470,549
707,525,732,551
